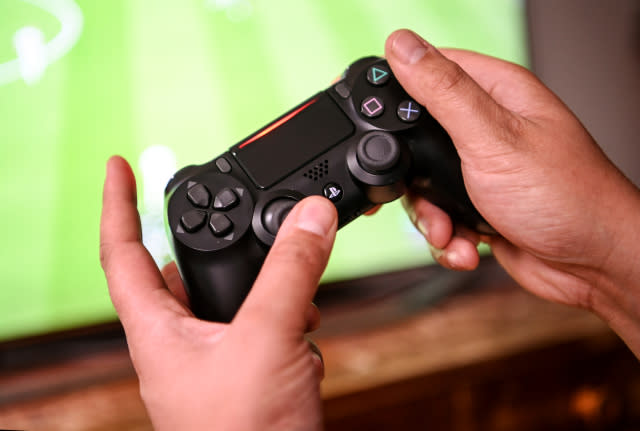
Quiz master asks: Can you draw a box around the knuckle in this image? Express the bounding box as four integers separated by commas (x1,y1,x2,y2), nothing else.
429,61,467,94
497,112,529,149
99,242,112,270
269,235,326,269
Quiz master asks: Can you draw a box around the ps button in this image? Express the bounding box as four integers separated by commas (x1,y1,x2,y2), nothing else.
180,210,207,233
397,100,421,122
215,156,232,173
367,65,390,86
209,213,233,237
361,96,384,118
187,183,211,208
323,183,343,203
213,187,238,210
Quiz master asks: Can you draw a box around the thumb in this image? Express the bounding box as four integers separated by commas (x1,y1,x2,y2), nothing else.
235,196,337,332
385,29,521,161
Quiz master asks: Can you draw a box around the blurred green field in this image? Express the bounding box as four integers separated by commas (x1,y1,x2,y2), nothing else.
0,0,527,341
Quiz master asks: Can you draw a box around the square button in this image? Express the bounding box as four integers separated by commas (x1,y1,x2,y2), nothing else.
361,96,384,118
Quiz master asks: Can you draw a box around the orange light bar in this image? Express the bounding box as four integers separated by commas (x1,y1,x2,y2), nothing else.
238,98,318,149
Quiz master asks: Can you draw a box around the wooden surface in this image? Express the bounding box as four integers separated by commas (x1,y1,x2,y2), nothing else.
0,262,635,430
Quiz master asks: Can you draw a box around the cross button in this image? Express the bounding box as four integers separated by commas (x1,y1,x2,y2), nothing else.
397,100,421,122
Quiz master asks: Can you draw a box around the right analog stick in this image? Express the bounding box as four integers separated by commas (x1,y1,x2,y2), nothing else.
262,198,298,236
356,132,401,174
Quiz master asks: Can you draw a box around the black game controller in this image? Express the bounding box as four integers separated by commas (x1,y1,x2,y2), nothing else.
165,56,493,322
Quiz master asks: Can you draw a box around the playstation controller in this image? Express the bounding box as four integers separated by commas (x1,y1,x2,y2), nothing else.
165,56,493,322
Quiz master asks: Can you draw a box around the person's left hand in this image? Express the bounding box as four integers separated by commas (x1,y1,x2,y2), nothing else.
99,156,337,431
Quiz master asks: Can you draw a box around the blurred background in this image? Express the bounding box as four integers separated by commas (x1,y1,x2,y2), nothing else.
0,0,525,342
1,0,640,429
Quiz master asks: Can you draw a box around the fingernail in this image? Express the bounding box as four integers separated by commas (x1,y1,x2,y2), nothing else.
305,303,321,332
391,30,430,65
445,250,460,269
400,196,417,224
294,198,336,237
416,219,431,243
312,352,325,380
429,243,445,260
429,244,459,269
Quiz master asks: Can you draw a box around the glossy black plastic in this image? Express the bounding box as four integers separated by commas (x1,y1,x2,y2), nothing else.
165,56,492,322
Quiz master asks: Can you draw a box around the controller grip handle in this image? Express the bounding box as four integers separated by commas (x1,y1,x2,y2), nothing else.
173,234,268,322
405,122,496,235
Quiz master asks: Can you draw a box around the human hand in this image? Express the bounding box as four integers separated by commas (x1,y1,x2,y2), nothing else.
385,30,640,353
100,156,337,430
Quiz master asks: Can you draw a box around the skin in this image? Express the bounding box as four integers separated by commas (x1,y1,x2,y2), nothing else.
385,29,640,356
100,28,640,429
100,156,336,430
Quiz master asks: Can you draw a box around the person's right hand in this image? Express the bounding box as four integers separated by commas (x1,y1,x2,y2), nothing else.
385,29,640,355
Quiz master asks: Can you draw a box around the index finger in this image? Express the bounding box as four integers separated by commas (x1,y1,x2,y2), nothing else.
100,156,189,335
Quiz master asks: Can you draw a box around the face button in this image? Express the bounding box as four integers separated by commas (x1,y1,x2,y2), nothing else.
215,156,232,173
397,100,421,122
180,209,207,233
209,213,233,237
262,198,297,236
356,132,401,174
323,183,343,203
366,65,390,86
213,187,238,210
187,183,211,208
361,96,384,118
334,81,351,99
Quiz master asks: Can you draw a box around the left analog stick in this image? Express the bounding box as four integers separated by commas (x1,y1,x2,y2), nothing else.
262,198,297,236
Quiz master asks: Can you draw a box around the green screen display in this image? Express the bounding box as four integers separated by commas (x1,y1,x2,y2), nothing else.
0,0,527,341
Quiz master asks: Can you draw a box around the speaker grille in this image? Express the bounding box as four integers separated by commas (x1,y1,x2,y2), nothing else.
302,160,329,181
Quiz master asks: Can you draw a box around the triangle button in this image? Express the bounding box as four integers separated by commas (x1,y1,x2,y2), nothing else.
368,66,390,86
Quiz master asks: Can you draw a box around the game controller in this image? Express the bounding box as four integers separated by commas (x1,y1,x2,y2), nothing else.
165,56,493,322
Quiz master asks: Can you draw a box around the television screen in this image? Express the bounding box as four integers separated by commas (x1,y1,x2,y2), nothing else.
0,0,528,341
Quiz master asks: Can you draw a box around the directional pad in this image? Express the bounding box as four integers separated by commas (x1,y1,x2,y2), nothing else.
213,188,238,210
180,210,207,233
209,213,233,237
187,183,211,208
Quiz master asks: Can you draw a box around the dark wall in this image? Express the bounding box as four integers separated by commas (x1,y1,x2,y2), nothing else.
528,0,640,186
